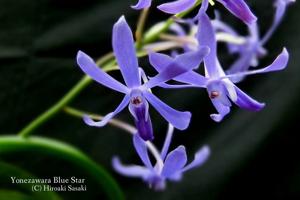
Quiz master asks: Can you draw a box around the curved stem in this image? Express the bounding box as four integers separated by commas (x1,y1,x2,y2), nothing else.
136,8,150,49
160,124,175,160
63,107,136,134
96,52,114,66
0,135,124,200
63,106,164,168
18,60,116,138
18,76,91,138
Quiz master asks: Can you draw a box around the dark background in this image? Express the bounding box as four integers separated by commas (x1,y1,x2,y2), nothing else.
0,0,299,199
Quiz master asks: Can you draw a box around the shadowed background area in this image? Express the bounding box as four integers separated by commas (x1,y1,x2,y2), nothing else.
0,0,299,199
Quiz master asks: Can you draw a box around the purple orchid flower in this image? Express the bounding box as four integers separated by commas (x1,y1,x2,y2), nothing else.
132,0,256,25
148,0,289,122
76,16,209,140
261,0,295,45
213,0,295,82
113,125,210,190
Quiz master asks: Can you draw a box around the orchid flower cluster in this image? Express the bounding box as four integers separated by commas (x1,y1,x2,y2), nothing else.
75,0,294,191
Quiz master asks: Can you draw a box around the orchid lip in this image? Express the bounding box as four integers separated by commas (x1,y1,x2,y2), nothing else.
129,90,154,141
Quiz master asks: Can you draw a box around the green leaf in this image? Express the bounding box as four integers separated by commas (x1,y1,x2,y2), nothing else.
0,135,124,200
0,162,61,200
0,189,32,200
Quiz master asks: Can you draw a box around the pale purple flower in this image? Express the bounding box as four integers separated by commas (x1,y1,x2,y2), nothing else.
213,0,295,82
76,16,209,140
132,0,256,25
113,125,210,190
261,0,295,45
149,0,289,122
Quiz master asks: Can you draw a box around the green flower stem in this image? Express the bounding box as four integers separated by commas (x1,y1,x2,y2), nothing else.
63,106,136,134
136,8,150,49
18,58,117,138
18,2,202,138
96,52,114,66
18,76,91,138
0,135,124,200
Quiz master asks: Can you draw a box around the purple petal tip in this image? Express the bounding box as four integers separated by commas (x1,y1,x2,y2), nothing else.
179,112,192,130
116,15,126,25
157,0,197,14
210,114,224,122
131,0,151,10
76,50,86,63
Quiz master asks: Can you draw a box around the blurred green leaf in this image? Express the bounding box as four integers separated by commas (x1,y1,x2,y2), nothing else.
0,189,32,200
0,135,124,200
0,162,62,200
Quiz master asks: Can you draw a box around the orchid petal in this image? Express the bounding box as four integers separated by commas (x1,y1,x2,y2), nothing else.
76,51,128,94
133,134,153,169
174,46,210,69
145,47,209,89
217,0,257,25
223,80,238,102
175,72,208,88
149,47,209,71
130,101,154,141
198,9,225,78
227,49,256,83
158,0,197,14
113,16,140,88
210,99,231,122
200,0,209,13
224,48,289,80
249,47,289,73
146,176,166,191
112,157,149,178
182,145,210,172
161,145,187,178
149,52,208,87
233,86,265,111
149,52,173,70
167,172,183,181
131,0,152,9
159,82,201,89
83,94,130,127
144,91,191,130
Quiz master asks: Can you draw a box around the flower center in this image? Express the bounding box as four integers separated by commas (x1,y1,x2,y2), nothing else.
131,96,142,105
210,91,219,99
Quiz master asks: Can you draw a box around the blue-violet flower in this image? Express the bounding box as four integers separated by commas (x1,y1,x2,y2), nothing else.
133,0,257,25
149,0,289,122
113,125,210,190
213,0,295,82
76,16,209,140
